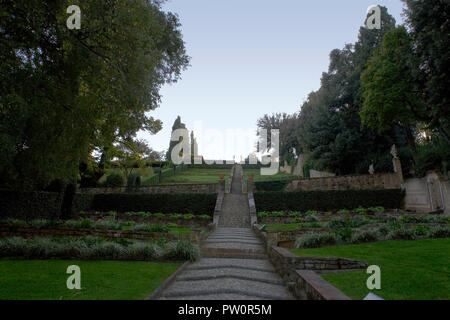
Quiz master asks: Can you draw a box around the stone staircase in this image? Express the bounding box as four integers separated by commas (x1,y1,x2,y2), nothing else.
201,227,267,259
156,164,295,300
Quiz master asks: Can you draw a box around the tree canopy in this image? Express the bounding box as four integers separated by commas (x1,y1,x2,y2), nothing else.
0,0,189,190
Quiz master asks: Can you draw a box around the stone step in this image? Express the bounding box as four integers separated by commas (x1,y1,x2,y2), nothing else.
159,293,267,300
160,278,293,300
178,268,283,285
188,258,276,271
201,247,267,259
203,239,263,246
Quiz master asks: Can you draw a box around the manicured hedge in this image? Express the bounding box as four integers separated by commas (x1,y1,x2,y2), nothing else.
90,193,217,215
254,189,405,212
0,190,63,220
254,180,290,191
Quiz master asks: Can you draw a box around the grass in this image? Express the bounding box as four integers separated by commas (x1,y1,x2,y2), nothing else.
0,260,181,300
243,169,297,181
160,168,230,184
168,227,191,235
292,238,450,300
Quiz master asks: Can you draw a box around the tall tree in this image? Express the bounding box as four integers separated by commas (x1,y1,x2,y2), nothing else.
0,0,189,190
402,0,450,143
360,26,423,152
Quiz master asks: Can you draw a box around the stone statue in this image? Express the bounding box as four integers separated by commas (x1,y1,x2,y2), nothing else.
391,145,399,159
369,164,375,175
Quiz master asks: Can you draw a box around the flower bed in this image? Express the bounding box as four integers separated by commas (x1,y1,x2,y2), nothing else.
0,219,209,243
78,211,212,228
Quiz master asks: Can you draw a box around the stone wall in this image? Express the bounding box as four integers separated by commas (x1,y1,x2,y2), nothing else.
293,270,351,300
79,183,219,194
0,225,206,243
309,170,336,178
286,172,402,191
404,171,450,214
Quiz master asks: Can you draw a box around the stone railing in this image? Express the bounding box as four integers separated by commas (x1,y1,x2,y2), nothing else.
248,191,257,226
79,183,220,194
286,172,402,191
213,191,224,227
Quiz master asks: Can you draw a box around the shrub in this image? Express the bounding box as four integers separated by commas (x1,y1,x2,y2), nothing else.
199,215,212,221
254,189,404,212
77,218,93,229
269,211,285,217
183,214,194,220
337,209,350,216
305,210,319,216
258,212,269,218
413,225,429,236
163,240,199,261
154,213,165,219
288,212,301,218
295,233,337,249
388,227,416,240
304,215,319,222
105,174,125,187
428,225,450,238
368,206,385,213
169,214,182,219
334,226,353,242
0,190,63,220
353,207,367,215
254,180,290,192
351,230,379,244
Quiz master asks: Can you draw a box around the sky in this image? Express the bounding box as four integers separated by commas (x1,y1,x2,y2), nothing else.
137,0,406,161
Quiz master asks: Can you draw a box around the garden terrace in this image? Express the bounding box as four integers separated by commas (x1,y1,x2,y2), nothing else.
254,212,449,249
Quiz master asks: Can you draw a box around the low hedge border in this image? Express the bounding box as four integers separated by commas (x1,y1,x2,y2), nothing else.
89,193,217,215
254,189,405,212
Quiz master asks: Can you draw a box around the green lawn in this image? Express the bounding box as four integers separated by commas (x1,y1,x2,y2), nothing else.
292,238,450,300
0,260,181,300
243,169,297,181
161,168,230,184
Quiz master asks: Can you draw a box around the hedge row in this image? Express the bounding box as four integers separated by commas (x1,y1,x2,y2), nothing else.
89,193,217,215
254,189,405,212
0,190,63,220
1,190,217,220
254,180,290,191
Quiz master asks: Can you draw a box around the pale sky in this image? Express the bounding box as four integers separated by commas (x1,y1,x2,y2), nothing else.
137,0,406,161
